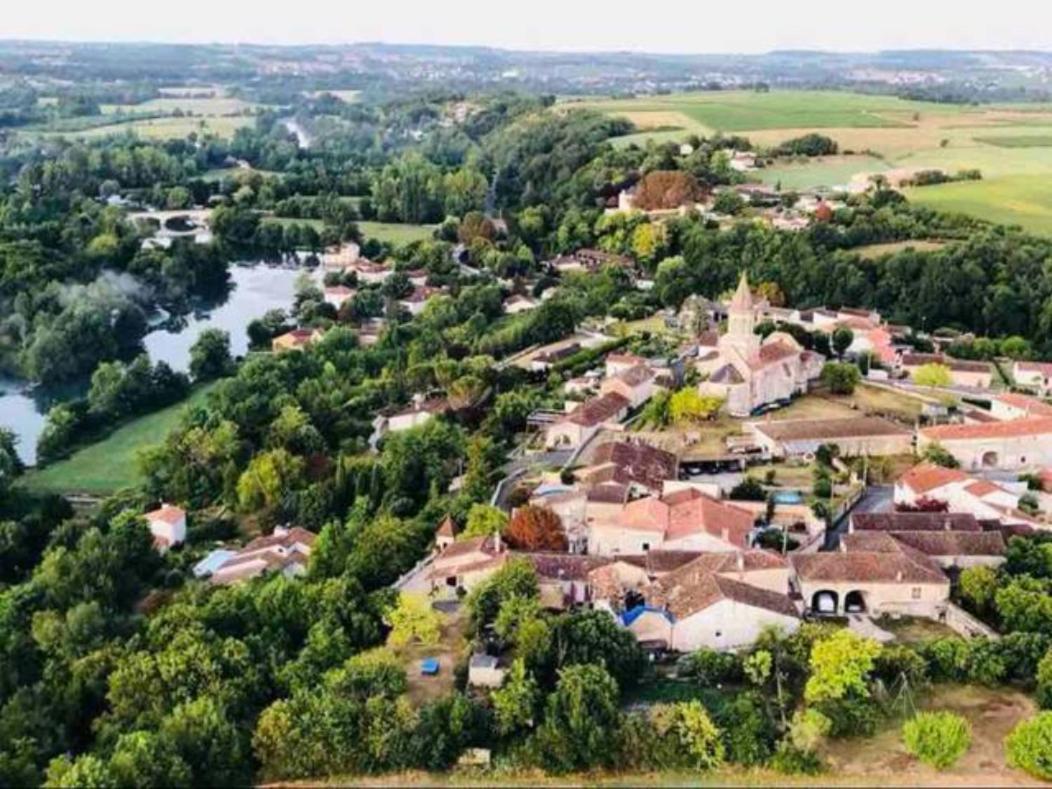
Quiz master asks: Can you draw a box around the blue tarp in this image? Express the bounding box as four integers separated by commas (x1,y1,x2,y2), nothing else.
620,605,673,627
420,658,440,675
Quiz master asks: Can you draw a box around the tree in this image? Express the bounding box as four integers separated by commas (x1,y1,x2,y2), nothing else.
460,504,508,540
492,658,539,736
108,730,193,787
922,442,960,469
189,328,234,381
504,505,567,552
237,449,305,513
805,630,882,704
902,712,971,769
820,362,861,394
631,171,702,211
649,701,725,770
532,664,622,773
386,593,441,649
44,755,115,788
959,565,998,616
668,389,723,424
1005,712,1052,781
466,558,539,634
914,363,952,388
1038,648,1052,709
550,609,646,690
831,327,854,359
712,190,745,215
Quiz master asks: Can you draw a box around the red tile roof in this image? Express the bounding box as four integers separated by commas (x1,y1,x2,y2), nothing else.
898,462,969,494
646,567,798,620
851,512,981,532
921,417,1052,441
617,488,755,547
793,538,947,584
566,392,630,427
145,503,185,525
992,393,1052,417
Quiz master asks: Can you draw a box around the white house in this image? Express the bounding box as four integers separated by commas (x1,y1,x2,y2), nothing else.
894,462,1039,528
209,526,317,585
1013,361,1052,396
144,504,187,552
917,417,1052,471
323,285,356,310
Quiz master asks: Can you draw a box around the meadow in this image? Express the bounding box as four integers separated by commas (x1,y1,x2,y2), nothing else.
21,383,217,496
572,90,1052,233
357,221,436,245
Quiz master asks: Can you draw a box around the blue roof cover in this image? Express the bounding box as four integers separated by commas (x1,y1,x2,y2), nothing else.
420,658,440,675
620,604,674,627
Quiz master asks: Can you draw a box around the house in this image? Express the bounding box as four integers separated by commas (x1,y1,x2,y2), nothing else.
599,364,658,409
548,248,634,275
350,259,392,285
746,416,913,459
503,294,539,314
697,273,824,417
894,462,1039,527
790,537,950,617
841,530,1005,571
385,396,451,434
544,392,630,450
322,241,361,271
323,285,356,310
144,503,187,552
900,352,993,389
1013,361,1052,396
574,440,678,497
398,285,441,316
917,417,1052,471
987,393,1052,422
531,343,581,372
428,535,507,595
209,526,316,585
272,328,324,352
468,654,506,688
627,555,800,652
850,511,983,533
605,352,648,378
589,487,756,556
521,553,612,609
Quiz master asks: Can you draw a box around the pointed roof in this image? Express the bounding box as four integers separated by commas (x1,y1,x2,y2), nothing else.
729,271,753,312
436,514,456,538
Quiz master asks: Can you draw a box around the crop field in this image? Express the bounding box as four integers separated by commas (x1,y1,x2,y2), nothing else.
100,95,255,115
36,114,253,140
575,90,1052,233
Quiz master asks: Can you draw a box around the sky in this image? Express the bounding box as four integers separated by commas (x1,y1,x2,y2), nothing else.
5,0,1052,54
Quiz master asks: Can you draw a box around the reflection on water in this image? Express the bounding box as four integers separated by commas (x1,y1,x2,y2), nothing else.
0,263,310,466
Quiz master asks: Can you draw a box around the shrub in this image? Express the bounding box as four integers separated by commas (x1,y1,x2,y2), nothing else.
902,712,972,769
1005,713,1052,781
679,649,742,686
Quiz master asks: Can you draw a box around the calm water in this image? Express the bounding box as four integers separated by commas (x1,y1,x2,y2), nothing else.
0,264,309,466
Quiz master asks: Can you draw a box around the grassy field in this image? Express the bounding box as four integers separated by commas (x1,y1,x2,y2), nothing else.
576,89,1052,233
21,384,217,496
33,114,252,140
262,215,326,230
855,240,948,259
100,96,255,115
358,221,436,245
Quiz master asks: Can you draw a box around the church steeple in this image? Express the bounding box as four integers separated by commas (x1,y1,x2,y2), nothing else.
719,270,761,357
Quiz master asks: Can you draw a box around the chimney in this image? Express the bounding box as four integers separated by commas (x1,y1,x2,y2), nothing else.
736,552,745,572
896,570,903,582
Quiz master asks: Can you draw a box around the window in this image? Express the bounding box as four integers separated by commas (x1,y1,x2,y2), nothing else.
446,576,457,587
715,630,722,638
911,587,921,600
641,542,651,552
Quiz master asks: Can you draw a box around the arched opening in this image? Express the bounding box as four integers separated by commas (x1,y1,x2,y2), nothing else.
812,590,838,614
844,590,867,613
981,451,999,468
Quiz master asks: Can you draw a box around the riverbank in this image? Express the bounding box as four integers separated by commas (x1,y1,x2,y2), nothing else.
18,382,218,496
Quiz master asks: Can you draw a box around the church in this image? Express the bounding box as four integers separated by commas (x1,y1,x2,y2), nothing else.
697,272,824,417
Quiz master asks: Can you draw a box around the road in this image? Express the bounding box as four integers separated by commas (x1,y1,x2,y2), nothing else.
825,484,893,549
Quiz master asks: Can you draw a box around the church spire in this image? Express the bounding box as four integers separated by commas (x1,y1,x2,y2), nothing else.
729,271,753,311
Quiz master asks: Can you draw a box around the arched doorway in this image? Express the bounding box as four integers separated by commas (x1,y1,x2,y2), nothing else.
812,590,838,614
981,451,999,468
844,590,866,613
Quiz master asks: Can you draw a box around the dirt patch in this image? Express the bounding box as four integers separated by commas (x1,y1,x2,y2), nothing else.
394,604,468,706
822,684,1038,787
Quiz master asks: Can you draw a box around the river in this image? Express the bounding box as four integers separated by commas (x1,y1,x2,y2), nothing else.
0,263,310,466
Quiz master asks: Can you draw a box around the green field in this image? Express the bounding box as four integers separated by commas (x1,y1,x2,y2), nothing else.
576,89,1052,233
357,221,436,245
21,384,217,496
262,216,326,230
906,174,1052,235
32,114,252,140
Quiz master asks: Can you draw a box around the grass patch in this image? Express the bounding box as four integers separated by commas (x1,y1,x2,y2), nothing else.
262,216,326,230
906,174,1052,236
357,221,436,245
20,383,217,496
30,115,252,140
854,240,947,259
873,615,958,644
973,134,1052,148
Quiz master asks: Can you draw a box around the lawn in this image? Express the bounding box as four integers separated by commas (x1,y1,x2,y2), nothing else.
20,383,217,496
824,384,926,421
262,215,326,230
973,134,1052,148
855,240,948,259
32,115,252,140
758,155,888,191
358,221,436,245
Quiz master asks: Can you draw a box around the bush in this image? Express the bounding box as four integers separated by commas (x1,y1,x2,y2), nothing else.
902,712,972,769
1005,712,1052,781
679,649,742,686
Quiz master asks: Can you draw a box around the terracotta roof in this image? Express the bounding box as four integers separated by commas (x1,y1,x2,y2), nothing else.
921,416,1052,441
965,480,1004,498
607,352,647,366
897,463,969,494
242,526,317,552
647,568,798,621
851,512,982,532
517,552,610,581
752,416,910,443
888,530,1005,557
792,542,946,584
588,440,678,492
697,330,720,348
710,364,745,385
566,392,630,427
585,482,631,504
435,535,498,561
757,341,801,365
436,515,456,538
1016,361,1052,376
617,488,755,547
681,549,789,574
145,503,185,525
611,364,656,387
901,352,989,374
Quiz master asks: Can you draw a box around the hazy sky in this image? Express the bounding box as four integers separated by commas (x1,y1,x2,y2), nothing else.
5,0,1052,53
